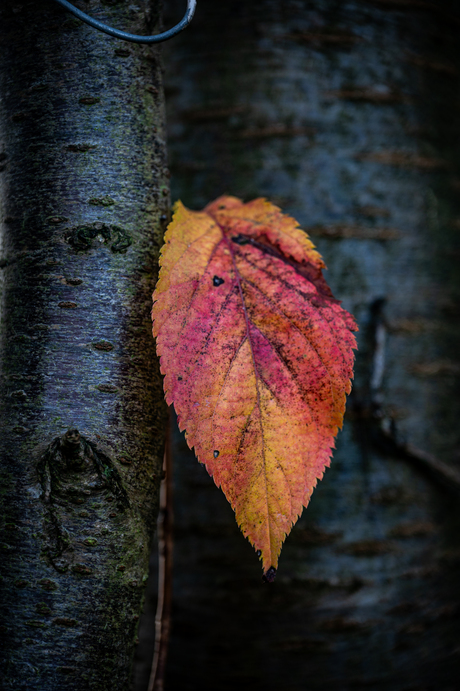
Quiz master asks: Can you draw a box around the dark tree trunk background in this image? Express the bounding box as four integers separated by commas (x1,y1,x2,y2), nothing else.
0,2,168,689
135,1,460,690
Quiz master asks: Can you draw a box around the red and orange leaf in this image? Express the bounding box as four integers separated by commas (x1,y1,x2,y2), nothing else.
152,196,357,580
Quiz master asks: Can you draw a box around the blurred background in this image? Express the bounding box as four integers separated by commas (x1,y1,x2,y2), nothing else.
134,1,460,689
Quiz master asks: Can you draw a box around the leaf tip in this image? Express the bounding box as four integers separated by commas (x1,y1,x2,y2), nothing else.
262,566,277,583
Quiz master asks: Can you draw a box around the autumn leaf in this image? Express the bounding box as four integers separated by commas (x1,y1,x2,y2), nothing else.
152,196,357,580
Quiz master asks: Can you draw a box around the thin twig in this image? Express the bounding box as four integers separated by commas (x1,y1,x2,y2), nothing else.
384,433,460,493
148,412,173,691
355,297,460,494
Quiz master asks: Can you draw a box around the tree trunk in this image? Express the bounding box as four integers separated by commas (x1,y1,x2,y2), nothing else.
0,2,168,689
156,1,460,689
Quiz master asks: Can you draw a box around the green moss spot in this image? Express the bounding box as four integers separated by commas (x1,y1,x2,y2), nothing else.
83,537,98,547
96,384,118,393
5,523,18,531
88,196,115,206
72,563,93,576
36,603,52,616
53,617,79,627
26,620,46,628
38,579,58,591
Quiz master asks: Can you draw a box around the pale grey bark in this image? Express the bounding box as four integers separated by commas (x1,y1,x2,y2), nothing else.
0,2,168,689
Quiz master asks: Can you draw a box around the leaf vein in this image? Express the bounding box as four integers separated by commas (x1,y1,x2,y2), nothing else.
237,251,350,370
243,277,337,407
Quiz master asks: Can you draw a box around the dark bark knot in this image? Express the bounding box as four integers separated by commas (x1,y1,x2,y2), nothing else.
65,223,132,253
36,429,130,573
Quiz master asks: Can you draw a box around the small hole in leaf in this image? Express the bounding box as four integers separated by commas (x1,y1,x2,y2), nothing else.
178,376,183,381
231,234,249,245
213,450,219,458
212,276,224,287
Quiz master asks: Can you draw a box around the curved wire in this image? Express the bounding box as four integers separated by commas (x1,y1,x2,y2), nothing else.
52,0,196,43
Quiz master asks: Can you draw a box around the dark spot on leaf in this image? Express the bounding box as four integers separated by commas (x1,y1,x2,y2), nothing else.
231,234,250,245
178,376,183,381
262,566,277,583
213,276,225,287
213,450,219,458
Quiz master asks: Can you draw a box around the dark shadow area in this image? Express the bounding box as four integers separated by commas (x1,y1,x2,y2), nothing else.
134,1,460,689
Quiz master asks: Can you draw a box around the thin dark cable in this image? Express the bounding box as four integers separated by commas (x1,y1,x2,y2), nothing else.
52,0,196,43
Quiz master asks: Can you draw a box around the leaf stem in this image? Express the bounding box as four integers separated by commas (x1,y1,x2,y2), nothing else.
148,411,174,691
